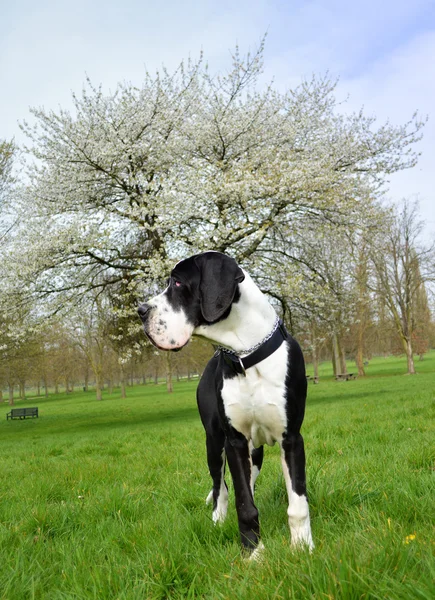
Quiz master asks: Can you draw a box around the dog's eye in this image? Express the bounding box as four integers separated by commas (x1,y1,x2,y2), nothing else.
170,276,184,288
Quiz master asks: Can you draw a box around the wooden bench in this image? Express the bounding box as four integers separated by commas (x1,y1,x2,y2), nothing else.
6,407,39,420
335,373,356,381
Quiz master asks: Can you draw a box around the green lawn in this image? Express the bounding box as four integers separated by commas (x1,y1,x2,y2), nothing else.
0,353,434,599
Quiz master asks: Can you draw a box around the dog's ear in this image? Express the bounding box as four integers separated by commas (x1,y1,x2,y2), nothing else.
194,253,245,323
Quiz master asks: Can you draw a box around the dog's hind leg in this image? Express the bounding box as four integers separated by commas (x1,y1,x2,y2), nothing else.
205,431,228,524
280,433,314,550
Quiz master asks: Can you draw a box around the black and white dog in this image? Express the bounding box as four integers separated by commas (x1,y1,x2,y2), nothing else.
138,251,313,557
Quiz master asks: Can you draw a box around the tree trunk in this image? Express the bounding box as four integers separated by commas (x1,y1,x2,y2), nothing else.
313,350,319,380
8,384,14,405
331,334,340,376
120,366,126,399
0,389,3,403
37,381,41,396
165,353,173,394
355,301,366,376
338,337,347,375
310,323,319,381
356,345,366,377
43,375,49,398
405,338,416,374
355,246,368,378
95,373,102,400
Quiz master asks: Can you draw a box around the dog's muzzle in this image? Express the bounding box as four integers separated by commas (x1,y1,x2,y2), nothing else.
137,303,154,343
137,303,152,322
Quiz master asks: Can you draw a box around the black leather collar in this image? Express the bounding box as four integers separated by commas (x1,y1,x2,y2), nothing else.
219,320,288,376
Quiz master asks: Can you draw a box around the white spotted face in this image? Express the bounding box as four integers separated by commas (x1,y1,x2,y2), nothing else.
138,251,253,352
139,286,195,351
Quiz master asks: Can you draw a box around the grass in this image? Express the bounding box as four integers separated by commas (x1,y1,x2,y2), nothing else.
0,353,434,599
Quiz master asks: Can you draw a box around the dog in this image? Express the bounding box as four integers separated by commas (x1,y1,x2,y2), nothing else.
138,251,313,557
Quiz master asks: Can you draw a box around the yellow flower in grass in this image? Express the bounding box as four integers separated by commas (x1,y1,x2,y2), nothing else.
404,533,416,544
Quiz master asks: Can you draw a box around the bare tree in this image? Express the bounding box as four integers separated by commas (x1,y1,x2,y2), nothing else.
71,297,111,400
371,200,435,374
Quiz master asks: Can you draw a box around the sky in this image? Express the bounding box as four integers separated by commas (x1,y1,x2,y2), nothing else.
1,0,434,234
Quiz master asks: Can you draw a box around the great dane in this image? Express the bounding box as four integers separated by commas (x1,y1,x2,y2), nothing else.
138,251,313,557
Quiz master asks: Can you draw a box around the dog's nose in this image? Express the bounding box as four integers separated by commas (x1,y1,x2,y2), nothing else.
138,303,152,319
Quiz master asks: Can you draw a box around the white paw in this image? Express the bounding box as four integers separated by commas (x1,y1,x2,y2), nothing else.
212,508,227,524
248,541,265,562
291,531,314,553
205,490,213,505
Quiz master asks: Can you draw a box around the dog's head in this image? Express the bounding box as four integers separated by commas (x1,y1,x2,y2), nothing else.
138,252,245,351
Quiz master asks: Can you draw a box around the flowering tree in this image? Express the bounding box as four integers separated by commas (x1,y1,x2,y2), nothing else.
10,41,424,322
0,139,32,401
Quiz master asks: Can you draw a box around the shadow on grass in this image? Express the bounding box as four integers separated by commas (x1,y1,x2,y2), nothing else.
1,404,201,438
2,385,393,436
307,387,392,407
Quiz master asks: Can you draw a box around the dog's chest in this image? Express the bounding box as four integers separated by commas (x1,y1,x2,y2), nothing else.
221,344,288,447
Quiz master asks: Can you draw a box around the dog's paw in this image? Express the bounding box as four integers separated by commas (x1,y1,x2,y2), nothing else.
212,506,227,524
247,541,265,563
291,536,315,553
290,525,314,553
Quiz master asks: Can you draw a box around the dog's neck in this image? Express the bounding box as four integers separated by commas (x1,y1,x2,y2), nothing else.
194,271,277,353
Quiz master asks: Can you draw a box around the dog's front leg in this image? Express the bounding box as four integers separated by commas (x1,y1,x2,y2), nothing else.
205,431,228,523
249,443,264,495
225,433,261,554
280,432,314,550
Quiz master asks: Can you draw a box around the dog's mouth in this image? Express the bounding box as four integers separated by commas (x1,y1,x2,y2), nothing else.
144,330,186,352
144,330,165,350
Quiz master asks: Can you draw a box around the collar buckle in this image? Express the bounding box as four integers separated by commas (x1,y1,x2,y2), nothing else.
238,356,246,377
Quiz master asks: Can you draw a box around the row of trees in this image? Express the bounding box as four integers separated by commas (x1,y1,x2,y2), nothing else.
1,40,434,401
1,271,433,404
0,319,212,403
271,200,435,378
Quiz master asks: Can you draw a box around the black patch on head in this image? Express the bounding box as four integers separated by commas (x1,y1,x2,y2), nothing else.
194,252,245,323
164,257,202,326
164,252,245,327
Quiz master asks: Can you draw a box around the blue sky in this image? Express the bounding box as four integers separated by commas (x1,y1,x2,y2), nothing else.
1,0,434,230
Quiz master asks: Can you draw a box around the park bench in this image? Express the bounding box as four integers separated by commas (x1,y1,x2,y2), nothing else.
335,373,356,381
6,407,39,420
